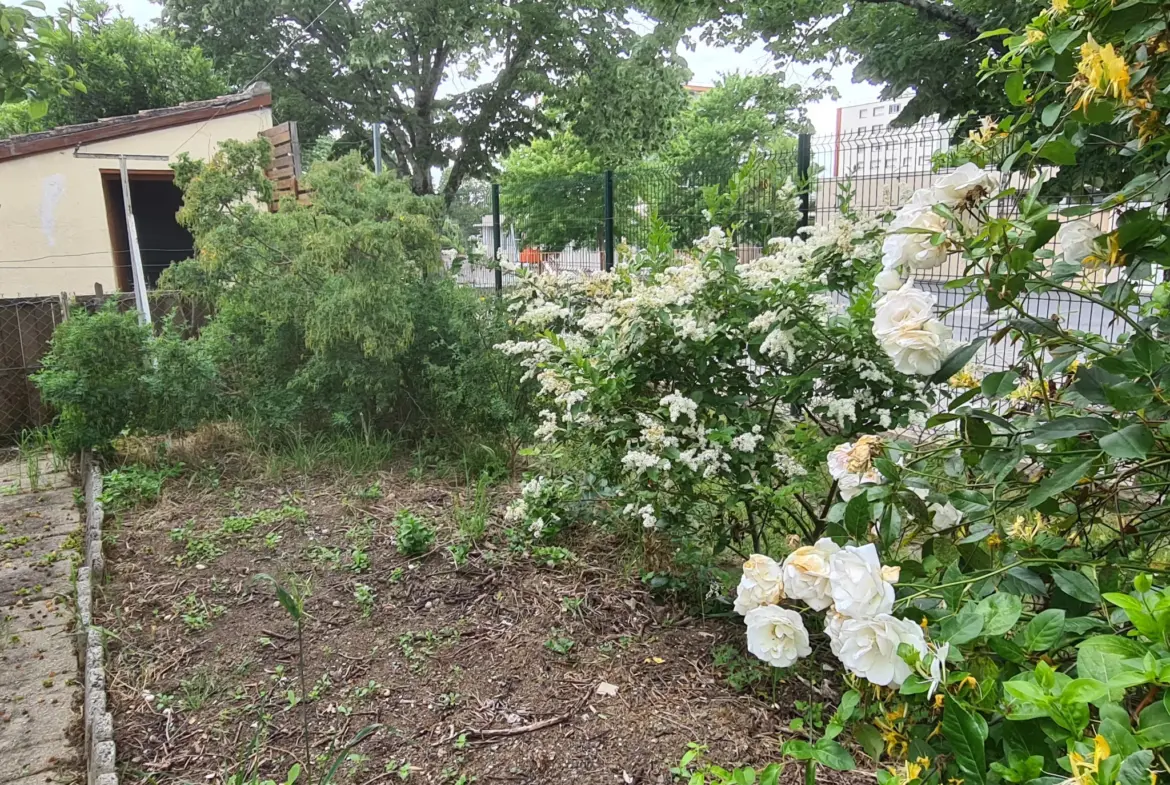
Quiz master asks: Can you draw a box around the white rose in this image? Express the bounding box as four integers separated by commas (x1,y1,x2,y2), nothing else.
824,611,848,657
781,538,841,611
733,553,784,615
931,163,999,203
929,501,963,532
882,205,950,271
874,267,903,292
873,285,937,340
826,442,853,481
744,605,812,668
837,470,881,501
828,543,896,618
879,318,955,376
834,613,928,687
1057,219,1103,266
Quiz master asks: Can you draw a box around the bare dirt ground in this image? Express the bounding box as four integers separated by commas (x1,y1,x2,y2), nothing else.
94,462,870,785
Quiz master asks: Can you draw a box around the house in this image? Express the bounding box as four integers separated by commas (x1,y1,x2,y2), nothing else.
0,84,275,298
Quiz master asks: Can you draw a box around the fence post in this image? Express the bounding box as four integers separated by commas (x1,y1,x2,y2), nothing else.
491,183,502,294
603,170,615,271
796,133,812,230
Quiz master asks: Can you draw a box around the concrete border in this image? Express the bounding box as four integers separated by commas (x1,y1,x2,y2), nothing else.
75,452,118,785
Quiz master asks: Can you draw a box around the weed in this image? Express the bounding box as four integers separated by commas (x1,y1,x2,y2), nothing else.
388,567,405,583
385,760,413,780
305,544,342,567
169,522,224,566
349,547,370,573
100,464,180,513
354,583,376,618
561,595,585,619
345,518,376,547
531,546,575,568
447,542,471,568
436,691,461,711
350,680,382,700
543,631,575,656
711,643,770,694
393,511,435,557
179,667,218,710
356,480,382,500
453,473,492,542
177,592,225,631
264,532,282,549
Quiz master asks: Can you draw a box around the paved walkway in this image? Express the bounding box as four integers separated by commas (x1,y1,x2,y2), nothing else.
0,456,81,785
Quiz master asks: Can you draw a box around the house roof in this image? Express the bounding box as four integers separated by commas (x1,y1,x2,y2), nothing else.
0,83,273,163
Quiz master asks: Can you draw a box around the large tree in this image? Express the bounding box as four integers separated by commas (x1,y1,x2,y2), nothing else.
0,2,227,137
661,0,1038,126
162,0,689,204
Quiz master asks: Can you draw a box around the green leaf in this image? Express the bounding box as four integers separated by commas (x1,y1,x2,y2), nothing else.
1040,103,1062,127
1105,382,1154,412
854,723,884,762
1022,608,1065,652
1100,424,1154,459
930,339,986,384
977,593,1023,636
812,738,856,771
1077,637,1147,699
844,493,871,540
1052,568,1101,603
1137,702,1170,748
942,603,986,645
1118,751,1155,785
781,739,815,760
1038,136,1078,166
1005,72,1027,106
1029,416,1112,441
1100,718,1142,759
27,99,48,120
1060,678,1108,705
1049,28,1081,53
942,695,987,785
973,27,1013,40
981,370,1020,398
1025,456,1096,507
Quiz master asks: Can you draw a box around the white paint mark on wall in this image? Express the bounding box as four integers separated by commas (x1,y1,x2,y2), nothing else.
40,174,67,247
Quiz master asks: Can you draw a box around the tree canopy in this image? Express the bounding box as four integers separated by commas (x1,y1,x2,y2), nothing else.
0,2,226,137
499,73,807,249
162,0,690,204
660,0,1038,126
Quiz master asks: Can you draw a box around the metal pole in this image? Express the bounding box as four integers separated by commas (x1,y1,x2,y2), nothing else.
119,156,152,326
491,183,502,293
603,170,614,271
372,121,383,175
796,133,812,231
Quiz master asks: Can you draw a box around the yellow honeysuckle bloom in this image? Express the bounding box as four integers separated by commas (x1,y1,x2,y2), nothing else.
1069,735,1111,785
949,367,981,389
1026,29,1047,45
1051,0,1069,12
1074,36,1132,110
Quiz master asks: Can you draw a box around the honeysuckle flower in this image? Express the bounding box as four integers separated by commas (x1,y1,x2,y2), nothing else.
733,554,784,615
931,162,999,203
781,538,841,611
1057,219,1104,266
926,642,950,699
744,605,812,668
828,543,897,618
834,613,928,687
929,501,963,532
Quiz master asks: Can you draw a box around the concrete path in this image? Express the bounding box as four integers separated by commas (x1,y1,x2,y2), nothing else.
0,456,81,785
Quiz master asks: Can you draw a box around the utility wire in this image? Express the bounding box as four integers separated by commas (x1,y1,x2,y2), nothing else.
167,0,344,158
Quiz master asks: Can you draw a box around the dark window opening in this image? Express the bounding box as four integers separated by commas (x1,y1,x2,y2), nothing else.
102,172,194,293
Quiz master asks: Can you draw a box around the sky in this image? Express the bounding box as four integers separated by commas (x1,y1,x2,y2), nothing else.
113,0,883,136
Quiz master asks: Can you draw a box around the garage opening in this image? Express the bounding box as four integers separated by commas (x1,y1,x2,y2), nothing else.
101,171,195,293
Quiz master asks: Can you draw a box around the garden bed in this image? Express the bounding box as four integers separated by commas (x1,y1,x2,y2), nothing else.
94,462,868,784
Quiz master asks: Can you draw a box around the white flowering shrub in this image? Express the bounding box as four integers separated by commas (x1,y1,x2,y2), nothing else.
498,210,940,557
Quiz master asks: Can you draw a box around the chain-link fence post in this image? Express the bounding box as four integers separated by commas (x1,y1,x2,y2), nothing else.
603,170,615,271
491,183,502,294
796,133,812,230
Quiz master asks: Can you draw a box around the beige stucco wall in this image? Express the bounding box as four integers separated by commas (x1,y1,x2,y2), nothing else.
0,107,272,298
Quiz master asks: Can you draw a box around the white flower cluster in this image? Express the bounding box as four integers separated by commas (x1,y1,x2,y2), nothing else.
735,542,941,689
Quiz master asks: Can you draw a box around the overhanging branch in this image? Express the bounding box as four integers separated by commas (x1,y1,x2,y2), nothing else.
853,0,998,47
